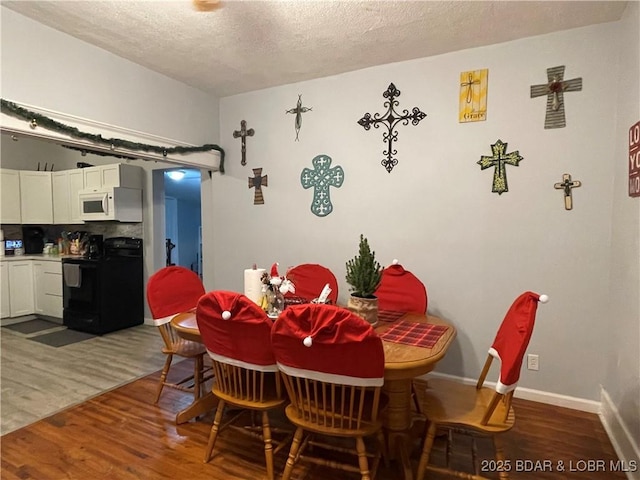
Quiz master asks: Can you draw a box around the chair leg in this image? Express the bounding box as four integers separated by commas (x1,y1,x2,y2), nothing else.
193,354,203,400
204,399,226,463
154,354,173,404
411,381,423,414
493,435,510,480
281,427,304,480
417,421,438,480
355,436,371,480
261,411,275,480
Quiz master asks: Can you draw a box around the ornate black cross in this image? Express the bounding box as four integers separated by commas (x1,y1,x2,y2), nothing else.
357,83,427,173
477,140,523,195
530,66,582,129
248,167,268,205
286,94,312,141
554,173,581,210
233,120,254,166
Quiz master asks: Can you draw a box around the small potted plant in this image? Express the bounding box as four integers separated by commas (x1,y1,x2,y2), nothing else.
345,234,383,326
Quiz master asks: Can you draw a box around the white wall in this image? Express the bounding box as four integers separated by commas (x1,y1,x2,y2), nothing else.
1,7,220,303
213,20,631,406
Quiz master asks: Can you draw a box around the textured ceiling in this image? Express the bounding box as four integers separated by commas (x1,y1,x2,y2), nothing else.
2,1,629,98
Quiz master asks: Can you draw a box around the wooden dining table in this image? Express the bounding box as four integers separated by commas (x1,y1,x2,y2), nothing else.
170,309,456,480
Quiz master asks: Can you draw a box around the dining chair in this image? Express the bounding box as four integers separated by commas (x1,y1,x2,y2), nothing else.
284,263,339,304
196,290,290,480
272,303,386,480
146,265,210,404
415,291,549,480
374,259,428,314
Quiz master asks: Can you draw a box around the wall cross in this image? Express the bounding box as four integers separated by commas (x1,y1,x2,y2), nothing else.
477,139,523,195
554,173,581,210
301,154,344,217
530,66,582,129
248,167,268,205
286,94,312,141
233,120,254,166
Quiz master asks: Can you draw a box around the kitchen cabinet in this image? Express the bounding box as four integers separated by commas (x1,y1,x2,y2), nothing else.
0,169,21,224
33,260,63,318
1,262,10,318
19,171,53,224
52,170,85,224
83,163,143,189
8,261,34,317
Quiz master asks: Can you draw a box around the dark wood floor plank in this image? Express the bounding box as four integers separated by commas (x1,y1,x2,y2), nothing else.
0,361,628,480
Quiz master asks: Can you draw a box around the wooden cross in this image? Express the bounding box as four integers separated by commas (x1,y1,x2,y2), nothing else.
286,94,312,141
477,139,523,195
554,173,581,210
301,154,344,217
233,120,254,166
248,167,268,205
530,66,582,129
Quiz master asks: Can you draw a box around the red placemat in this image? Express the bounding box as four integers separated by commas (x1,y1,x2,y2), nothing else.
379,320,449,348
377,310,406,323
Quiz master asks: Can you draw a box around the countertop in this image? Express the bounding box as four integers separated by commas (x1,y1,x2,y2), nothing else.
0,254,85,262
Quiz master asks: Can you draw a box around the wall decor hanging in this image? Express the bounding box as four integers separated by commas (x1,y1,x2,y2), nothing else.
629,120,640,198
248,167,268,205
285,94,312,141
477,139,523,195
459,69,488,123
357,83,426,173
233,120,254,166
300,154,344,217
530,66,582,129
554,173,582,210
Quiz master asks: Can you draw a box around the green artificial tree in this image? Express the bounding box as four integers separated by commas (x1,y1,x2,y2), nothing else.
345,234,382,298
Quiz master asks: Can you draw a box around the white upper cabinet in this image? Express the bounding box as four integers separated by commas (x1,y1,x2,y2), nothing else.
52,170,85,224
19,171,53,224
0,169,21,224
82,163,143,190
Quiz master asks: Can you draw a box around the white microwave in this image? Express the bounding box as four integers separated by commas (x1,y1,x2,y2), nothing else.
78,187,142,222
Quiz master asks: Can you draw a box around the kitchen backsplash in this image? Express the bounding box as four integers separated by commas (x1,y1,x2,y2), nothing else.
1,223,143,244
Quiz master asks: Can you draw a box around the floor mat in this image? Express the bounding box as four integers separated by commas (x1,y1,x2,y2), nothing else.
29,329,96,347
3,318,61,335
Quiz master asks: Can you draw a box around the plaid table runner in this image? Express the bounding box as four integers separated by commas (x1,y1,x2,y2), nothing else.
379,320,449,348
377,310,406,323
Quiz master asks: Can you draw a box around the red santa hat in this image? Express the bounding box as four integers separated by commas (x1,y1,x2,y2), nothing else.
271,304,384,386
374,259,428,314
147,266,205,326
284,263,339,304
489,291,548,393
197,290,277,371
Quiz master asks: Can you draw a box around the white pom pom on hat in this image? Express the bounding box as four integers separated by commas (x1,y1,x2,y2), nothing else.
303,336,313,347
222,310,231,320
538,294,549,304
392,258,399,265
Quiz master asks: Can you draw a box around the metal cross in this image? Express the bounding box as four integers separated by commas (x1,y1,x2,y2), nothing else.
286,94,312,141
530,66,582,129
460,72,481,104
301,154,344,217
233,120,254,166
554,173,581,210
477,140,523,195
357,83,427,173
248,167,268,205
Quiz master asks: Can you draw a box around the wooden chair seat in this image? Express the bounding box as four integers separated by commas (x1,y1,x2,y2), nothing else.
165,338,207,358
212,371,287,411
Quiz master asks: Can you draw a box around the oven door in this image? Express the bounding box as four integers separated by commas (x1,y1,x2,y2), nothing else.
62,258,102,333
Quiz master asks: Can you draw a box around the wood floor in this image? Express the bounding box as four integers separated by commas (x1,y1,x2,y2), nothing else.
1,360,628,480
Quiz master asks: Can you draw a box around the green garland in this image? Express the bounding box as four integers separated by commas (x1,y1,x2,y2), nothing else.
1,99,226,173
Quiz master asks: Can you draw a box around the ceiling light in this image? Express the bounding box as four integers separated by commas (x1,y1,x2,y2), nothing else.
167,170,186,181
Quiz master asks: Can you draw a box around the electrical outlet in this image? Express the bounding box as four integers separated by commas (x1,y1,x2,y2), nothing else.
527,354,539,371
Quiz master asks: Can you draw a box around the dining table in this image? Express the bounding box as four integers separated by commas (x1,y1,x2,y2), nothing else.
170,308,456,480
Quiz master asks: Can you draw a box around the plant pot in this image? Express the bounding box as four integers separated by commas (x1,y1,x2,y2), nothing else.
347,294,379,327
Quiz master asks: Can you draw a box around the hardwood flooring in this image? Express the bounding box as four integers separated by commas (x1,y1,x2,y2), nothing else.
1,361,628,480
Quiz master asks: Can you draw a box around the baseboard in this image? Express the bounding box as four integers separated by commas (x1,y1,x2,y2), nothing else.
600,387,640,480
144,317,155,326
421,372,600,413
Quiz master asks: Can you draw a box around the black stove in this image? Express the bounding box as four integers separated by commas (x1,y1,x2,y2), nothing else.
62,237,144,335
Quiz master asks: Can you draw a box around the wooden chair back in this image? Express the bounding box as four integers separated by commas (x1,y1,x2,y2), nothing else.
284,263,339,304
374,261,427,313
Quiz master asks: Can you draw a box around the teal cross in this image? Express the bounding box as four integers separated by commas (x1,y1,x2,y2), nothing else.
477,140,523,195
301,154,344,217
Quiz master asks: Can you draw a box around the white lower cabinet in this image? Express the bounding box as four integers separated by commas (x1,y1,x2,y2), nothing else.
8,261,35,317
1,263,10,318
33,261,63,318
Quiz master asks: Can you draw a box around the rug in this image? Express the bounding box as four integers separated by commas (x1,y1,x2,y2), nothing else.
2,318,61,335
29,328,96,347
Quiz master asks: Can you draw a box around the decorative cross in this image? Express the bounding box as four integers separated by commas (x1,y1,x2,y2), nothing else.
554,173,581,210
357,83,427,173
477,139,523,195
530,66,582,129
248,167,268,205
301,154,344,217
286,94,312,141
460,72,481,104
233,120,254,166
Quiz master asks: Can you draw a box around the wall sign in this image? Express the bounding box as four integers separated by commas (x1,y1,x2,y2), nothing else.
459,69,488,123
629,121,640,198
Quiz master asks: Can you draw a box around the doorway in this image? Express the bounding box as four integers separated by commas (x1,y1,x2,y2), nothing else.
163,169,202,277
